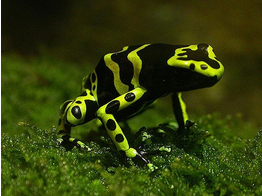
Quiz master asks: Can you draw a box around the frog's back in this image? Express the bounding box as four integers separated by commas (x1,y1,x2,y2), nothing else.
94,44,181,98
84,43,223,105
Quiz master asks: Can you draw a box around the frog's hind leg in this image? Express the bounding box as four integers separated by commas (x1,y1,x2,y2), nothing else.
172,92,194,130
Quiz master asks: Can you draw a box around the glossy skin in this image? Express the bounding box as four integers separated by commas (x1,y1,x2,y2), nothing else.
58,43,224,168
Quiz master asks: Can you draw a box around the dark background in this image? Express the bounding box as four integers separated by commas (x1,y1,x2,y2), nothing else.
2,1,262,130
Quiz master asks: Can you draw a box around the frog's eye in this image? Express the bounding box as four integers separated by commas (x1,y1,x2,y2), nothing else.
66,100,87,126
71,105,82,120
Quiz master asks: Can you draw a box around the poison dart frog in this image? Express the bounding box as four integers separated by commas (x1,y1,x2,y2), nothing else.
58,43,224,170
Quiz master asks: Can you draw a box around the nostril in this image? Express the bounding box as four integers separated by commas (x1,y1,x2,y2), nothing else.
201,64,208,70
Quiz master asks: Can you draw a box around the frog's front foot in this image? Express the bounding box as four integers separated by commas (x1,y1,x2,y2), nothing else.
59,135,91,151
125,148,158,171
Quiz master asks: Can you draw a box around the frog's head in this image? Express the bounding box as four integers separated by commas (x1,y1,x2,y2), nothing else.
60,90,99,127
167,43,224,91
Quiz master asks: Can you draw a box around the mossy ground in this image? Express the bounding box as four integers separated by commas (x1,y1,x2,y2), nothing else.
2,55,262,195
2,116,261,195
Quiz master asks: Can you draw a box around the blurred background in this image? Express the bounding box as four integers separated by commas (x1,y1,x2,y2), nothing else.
2,1,262,137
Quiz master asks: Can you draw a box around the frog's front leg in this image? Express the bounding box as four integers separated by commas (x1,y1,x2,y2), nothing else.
172,92,194,130
96,88,156,170
57,100,91,151
58,118,91,151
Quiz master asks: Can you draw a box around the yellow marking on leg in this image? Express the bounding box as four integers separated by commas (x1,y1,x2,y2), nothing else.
96,87,147,152
177,92,188,124
98,112,130,151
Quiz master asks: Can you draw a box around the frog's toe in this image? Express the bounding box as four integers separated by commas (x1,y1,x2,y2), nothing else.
185,120,195,129
76,141,92,151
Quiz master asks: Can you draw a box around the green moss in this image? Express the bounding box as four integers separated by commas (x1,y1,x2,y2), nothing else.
2,115,261,195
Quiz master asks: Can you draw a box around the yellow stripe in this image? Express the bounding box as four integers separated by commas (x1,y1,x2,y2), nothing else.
177,92,188,124
104,47,129,94
127,44,150,87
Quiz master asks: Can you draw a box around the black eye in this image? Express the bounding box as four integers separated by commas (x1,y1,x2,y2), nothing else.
71,106,82,119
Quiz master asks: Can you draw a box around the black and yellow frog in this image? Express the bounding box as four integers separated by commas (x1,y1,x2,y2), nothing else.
58,43,224,169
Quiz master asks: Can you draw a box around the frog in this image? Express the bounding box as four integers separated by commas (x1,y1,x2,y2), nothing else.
57,43,224,170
